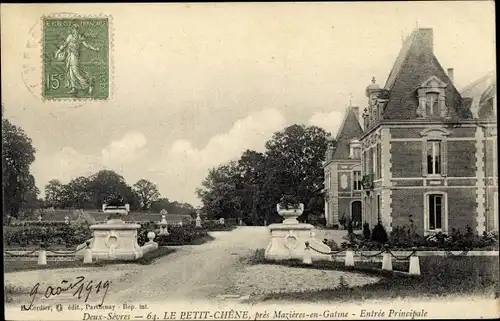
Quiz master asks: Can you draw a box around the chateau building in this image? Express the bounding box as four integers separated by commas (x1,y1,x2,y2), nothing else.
359,28,497,236
323,106,364,227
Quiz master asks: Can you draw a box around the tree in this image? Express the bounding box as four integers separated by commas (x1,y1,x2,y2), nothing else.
261,124,330,222
87,170,140,210
20,174,41,213
149,198,195,214
63,176,93,209
45,179,65,208
196,124,332,225
196,161,242,220
133,179,160,210
149,197,170,213
236,150,266,225
2,115,37,218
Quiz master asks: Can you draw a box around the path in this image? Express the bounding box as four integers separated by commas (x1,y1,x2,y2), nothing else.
5,226,350,306
104,226,270,304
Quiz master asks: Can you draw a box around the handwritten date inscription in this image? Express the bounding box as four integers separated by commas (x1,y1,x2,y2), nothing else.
23,276,111,310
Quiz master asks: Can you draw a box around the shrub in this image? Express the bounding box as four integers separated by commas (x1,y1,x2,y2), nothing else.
323,239,339,250
339,215,346,229
389,225,413,248
4,223,92,248
73,213,97,225
279,194,301,209
371,222,388,244
137,222,213,246
137,221,158,245
385,225,499,250
158,225,212,245
347,220,354,235
8,221,69,227
362,222,371,240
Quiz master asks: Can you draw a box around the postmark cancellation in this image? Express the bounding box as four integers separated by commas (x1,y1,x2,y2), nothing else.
42,16,110,100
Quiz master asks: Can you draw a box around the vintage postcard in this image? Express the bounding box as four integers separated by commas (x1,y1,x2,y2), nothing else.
1,2,498,321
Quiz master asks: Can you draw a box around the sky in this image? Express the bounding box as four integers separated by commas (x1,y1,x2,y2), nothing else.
1,2,496,206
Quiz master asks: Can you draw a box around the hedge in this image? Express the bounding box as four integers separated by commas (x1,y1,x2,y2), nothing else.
4,219,228,249
137,222,214,246
344,225,499,251
4,223,92,248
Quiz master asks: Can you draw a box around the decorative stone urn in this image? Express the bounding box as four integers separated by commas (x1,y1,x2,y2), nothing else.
77,203,143,261
265,202,331,261
158,214,169,235
276,203,304,224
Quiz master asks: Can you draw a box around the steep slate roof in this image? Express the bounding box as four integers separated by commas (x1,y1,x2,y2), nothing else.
382,28,471,120
332,106,364,160
459,72,496,119
478,82,496,118
460,71,495,98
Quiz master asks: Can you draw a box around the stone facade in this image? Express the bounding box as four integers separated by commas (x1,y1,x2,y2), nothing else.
324,106,364,227
358,28,497,236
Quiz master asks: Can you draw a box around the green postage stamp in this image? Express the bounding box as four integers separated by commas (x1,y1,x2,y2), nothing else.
42,17,109,100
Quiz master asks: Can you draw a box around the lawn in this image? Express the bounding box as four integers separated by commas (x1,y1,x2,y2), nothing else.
4,246,175,273
250,249,499,302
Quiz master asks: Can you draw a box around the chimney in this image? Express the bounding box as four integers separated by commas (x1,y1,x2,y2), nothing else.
447,68,454,83
416,28,433,53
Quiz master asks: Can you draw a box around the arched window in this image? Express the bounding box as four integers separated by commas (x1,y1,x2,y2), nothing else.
349,140,361,159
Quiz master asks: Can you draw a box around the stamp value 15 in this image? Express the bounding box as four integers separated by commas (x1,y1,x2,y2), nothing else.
42,17,109,100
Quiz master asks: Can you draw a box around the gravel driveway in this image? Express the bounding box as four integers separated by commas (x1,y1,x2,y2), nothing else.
105,226,270,304
5,226,380,306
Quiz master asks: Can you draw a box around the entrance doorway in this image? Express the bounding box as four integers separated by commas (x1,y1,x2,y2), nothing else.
351,201,362,227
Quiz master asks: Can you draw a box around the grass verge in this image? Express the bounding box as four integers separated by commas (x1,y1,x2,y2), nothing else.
250,248,499,302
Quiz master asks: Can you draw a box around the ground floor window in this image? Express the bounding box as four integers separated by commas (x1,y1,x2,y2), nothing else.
425,192,447,234
353,171,362,191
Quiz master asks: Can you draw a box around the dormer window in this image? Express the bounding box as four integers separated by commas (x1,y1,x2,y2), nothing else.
353,147,361,159
417,76,448,118
349,140,361,159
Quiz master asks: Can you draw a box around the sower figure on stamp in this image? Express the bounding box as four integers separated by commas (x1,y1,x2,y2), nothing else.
54,24,100,94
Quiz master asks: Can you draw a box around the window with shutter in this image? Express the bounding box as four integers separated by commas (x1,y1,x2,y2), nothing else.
420,128,450,177
424,192,448,235
426,140,442,175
